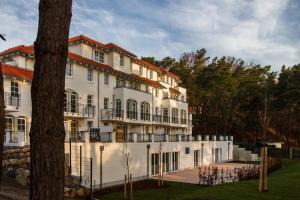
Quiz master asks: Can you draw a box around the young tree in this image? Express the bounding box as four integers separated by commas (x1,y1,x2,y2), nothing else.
30,0,72,199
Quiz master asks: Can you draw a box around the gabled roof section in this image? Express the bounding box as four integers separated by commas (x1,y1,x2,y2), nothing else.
130,73,166,88
134,59,164,73
69,35,136,58
1,64,33,80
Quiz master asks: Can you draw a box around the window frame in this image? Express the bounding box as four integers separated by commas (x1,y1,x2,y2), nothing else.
87,67,93,82
66,63,73,77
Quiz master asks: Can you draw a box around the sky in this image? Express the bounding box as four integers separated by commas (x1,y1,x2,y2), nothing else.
0,0,299,71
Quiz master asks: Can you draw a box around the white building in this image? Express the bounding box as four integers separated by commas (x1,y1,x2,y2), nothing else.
1,35,233,187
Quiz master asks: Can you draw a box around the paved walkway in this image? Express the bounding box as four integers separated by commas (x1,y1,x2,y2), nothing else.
161,163,254,184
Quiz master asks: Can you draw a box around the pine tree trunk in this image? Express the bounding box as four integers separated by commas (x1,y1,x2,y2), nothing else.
30,0,72,199
0,63,5,190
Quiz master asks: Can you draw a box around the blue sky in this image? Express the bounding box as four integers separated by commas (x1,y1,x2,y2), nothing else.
0,0,299,71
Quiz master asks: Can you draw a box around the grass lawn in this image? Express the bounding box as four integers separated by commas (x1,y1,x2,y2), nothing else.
98,160,300,200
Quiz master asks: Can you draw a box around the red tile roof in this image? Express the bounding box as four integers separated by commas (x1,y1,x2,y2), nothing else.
69,35,106,48
130,73,166,88
0,45,34,56
69,35,136,57
134,59,164,73
169,87,181,94
1,64,33,80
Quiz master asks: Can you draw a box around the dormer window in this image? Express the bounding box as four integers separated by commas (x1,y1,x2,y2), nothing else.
139,66,143,76
120,55,124,66
94,50,104,63
150,71,153,79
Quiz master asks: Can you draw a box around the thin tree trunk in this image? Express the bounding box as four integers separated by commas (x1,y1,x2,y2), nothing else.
0,62,5,190
30,0,72,199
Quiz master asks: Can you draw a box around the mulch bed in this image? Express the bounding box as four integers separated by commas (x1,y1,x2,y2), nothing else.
93,179,169,197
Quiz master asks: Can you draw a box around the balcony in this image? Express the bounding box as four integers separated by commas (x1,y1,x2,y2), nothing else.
140,113,151,121
114,86,152,104
154,134,167,142
4,131,26,146
152,114,162,123
64,102,95,118
90,132,112,143
101,109,124,121
171,117,179,124
169,134,180,142
162,97,188,109
65,131,85,143
162,116,170,124
137,134,152,142
4,92,20,112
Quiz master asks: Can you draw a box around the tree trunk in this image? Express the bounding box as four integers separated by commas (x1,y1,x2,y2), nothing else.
30,1,72,199
0,63,5,190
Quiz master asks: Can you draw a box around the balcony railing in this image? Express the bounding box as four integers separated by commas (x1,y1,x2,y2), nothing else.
171,117,179,124
101,109,124,120
126,111,138,120
152,114,162,123
181,135,191,142
115,85,151,94
180,118,187,124
169,134,179,142
154,134,166,142
137,134,152,142
162,96,186,103
65,131,85,143
140,113,151,121
90,132,112,143
125,133,134,142
162,116,170,124
4,92,21,108
64,102,95,117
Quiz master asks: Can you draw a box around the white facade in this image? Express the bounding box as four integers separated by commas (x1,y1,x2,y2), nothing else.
1,35,233,187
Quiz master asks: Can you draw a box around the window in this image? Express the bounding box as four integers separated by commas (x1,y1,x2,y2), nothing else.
66,63,73,77
172,108,179,123
17,118,26,132
5,116,13,131
181,96,185,102
141,102,150,120
104,98,109,109
163,108,169,123
155,107,159,115
155,88,158,97
104,123,109,126
87,67,93,82
70,92,78,113
180,110,187,124
163,92,168,99
11,81,19,97
145,85,149,93
126,99,137,119
150,71,153,79
87,95,93,107
115,99,122,117
64,92,68,112
87,121,93,129
104,74,109,86
94,50,104,63
116,79,125,87
120,55,124,66
171,78,173,86
139,66,143,76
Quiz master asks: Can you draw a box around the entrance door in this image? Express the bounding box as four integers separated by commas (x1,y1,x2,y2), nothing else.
116,124,125,142
151,153,159,175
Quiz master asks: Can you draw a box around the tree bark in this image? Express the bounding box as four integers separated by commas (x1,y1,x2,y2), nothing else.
0,62,5,190
30,0,72,199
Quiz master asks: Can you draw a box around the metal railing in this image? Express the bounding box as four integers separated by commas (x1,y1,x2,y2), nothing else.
125,133,134,142
162,116,170,124
171,117,179,124
5,130,19,143
140,113,151,121
90,132,112,142
115,85,151,94
181,135,191,142
4,92,21,108
64,102,95,117
101,109,124,120
154,134,166,142
152,114,162,123
126,111,138,120
65,131,85,143
136,134,152,142
169,135,179,142
180,118,187,124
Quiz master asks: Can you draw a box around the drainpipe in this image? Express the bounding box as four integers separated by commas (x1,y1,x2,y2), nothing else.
97,70,100,127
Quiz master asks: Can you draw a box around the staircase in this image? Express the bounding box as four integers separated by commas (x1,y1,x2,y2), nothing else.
233,145,260,162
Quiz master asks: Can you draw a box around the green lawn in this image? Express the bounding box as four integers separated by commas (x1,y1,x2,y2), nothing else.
99,160,300,200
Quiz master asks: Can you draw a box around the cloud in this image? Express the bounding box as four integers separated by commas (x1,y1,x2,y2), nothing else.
0,0,299,71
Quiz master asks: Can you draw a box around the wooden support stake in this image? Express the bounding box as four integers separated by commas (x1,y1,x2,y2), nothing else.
124,175,127,200
259,146,268,192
